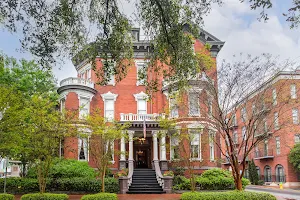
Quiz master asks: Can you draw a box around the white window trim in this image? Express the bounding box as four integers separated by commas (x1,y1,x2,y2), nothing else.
133,91,148,114
101,91,118,121
101,59,116,86
188,128,203,161
188,92,200,117
276,137,280,155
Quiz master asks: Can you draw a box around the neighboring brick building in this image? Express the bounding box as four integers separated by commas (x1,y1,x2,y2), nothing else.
221,71,300,187
57,28,225,176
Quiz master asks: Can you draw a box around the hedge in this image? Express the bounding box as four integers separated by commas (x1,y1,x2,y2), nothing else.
0,194,14,200
0,178,118,194
173,168,250,190
27,159,96,179
180,191,276,200
21,193,68,200
81,193,117,200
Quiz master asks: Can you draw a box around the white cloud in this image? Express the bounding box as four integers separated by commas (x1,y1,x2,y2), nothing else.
203,1,300,69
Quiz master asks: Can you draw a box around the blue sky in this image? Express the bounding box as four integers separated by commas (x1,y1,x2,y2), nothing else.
0,0,299,82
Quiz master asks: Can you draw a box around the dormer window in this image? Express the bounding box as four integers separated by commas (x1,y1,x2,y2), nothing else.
131,29,140,41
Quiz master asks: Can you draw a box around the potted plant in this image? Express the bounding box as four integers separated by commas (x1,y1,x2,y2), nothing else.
163,170,174,177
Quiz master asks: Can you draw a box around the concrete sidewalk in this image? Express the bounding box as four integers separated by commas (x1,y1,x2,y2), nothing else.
246,185,300,200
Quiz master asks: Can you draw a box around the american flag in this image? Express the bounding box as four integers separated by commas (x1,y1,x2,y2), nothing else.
143,117,146,138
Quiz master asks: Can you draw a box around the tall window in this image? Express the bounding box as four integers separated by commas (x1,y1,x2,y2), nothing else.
79,97,90,119
106,140,114,162
276,165,285,182
276,137,280,155
264,165,272,182
104,99,114,121
189,129,201,160
189,93,200,116
136,61,146,86
295,134,300,144
291,84,297,99
209,132,215,161
60,98,66,112
274,112,279,130
138,99,147,115
208,98,213,117
242,126,247,141
87,68,92,80
241,107,247,122
264,119,268,133
169,98,179,118
292,108,299,124
171,135,180,160
233,130,238,144
78,137,88,161
101,92,118,122
272,89,277,106
264,140,269,156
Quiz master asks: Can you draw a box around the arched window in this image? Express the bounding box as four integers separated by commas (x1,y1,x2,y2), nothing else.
264,165,272,182
275,164,285,182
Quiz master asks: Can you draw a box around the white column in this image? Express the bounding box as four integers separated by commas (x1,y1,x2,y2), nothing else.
160,135,166,160
152,131,158,161
120,136,126,161
128,131,134,161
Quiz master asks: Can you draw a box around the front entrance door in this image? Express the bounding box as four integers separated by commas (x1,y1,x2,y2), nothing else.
136,148,148,168
134,136,152,168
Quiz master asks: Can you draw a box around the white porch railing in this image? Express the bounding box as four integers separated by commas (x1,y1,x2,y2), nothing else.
60,77,94,89
120,113,165,121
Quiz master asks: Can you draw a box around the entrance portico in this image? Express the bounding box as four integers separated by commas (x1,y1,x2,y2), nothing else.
119,113,168,171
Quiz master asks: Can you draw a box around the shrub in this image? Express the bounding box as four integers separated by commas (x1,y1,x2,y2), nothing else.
173,167,185,176
21,193,68,200
258,180,264,185
173,169,250,191
81,193,117,200
0,193,14,200
163,171,174,177
180,191,276,200
27,159,96,179
0,177,118,194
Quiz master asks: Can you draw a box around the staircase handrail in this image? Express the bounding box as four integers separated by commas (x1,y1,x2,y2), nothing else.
153,161,164,187
127,161,134,186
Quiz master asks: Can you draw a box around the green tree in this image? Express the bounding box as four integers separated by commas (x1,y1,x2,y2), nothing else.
289,144,300,171
0,0,298,91
248,160,259,185
83,109,129,192
0,54,58,177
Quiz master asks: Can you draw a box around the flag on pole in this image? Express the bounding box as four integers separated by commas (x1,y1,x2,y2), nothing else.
143,117,146,138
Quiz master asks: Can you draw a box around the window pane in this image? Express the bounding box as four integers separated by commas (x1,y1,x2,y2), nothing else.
293,108,299,124
291,84,297,99
189,93,200,116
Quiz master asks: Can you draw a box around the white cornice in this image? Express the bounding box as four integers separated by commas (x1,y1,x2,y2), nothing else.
133,91,148,101
101,91,118,101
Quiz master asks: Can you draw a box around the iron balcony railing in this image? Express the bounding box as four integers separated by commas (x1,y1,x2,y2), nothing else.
254,149,274,159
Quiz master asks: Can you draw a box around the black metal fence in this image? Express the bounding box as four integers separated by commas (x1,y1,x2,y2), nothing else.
260,175,286,182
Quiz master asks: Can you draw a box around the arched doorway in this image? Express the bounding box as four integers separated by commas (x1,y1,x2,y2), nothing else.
275,164,285,182
264,165,272,182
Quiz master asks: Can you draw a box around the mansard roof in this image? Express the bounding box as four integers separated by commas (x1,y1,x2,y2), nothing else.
72,28,225,69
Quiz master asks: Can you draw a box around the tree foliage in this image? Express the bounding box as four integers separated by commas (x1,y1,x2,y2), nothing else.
248,159,259,185
289,143,300,171
0,0,298,90
81,109,130,192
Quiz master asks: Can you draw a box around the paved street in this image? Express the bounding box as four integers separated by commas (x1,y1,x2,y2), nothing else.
246,186,300,200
